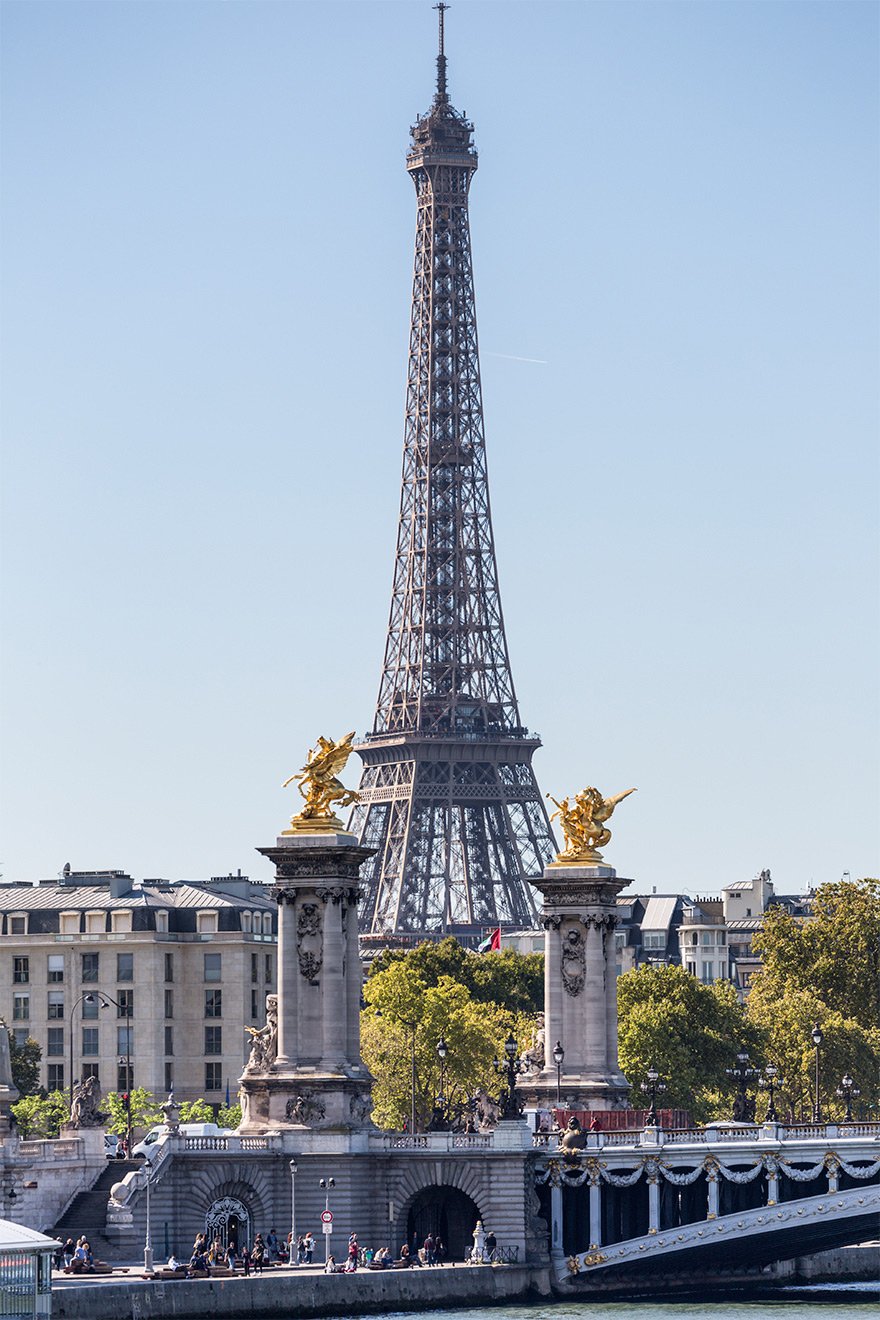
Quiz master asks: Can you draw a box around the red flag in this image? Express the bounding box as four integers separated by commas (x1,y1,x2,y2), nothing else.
490,926,501,951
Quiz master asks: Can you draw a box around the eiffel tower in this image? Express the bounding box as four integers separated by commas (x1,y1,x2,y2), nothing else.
350,6,556,943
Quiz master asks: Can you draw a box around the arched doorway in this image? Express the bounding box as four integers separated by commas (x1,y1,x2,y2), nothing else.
205,1197,250,1250
405,1185,480,1262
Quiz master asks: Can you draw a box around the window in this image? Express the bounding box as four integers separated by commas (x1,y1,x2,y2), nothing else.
111,911,132,934
117,953,133,982
240,912,252,934
642,932,666,951
746,908,752,917
265,954,273,983
164,1063,173,1094
197,912,217,934
81,953,99,982
164,989,173,1019
117,1025,133,1056
205,990,222,1019
117,990,133,1018
701,931,714,946
614,932,627,950
251,988,259,1019
82,995,99,1019
13,1028,29,1047
82,1028,99,1056
164,953,174,983
205,1063,222,1092
204,953,221,982
82,1063,100,1083
48,991,64,1020
155,911,168,933
47,1027,64,1057
204,1026,222,1055
47,1064,64,1092
117,1063,133,1091
717,931,726,945
13,957,29,984
251,954,258,984
9,915,26,935
701,961,714,983
60,912,79,935
164,1026,174,1056
686,961,696,976
12,993,29,1021
47,955,65,983
86,911,104,934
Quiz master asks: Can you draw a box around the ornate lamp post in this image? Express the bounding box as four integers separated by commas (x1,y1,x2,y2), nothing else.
761,1063,783,1122
552,1040,565,1109
319,1177,335,1266
493,1033,526,1119
641,1064,667,1127
836,1073,860,1123
725,1048,758,1122
288,1159,297,1266
811,1023,823,1123
435,1037,448,1128
142,1151,156,1275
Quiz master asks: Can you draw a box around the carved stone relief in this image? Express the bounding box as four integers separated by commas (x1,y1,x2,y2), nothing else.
297,903,323,983
285,1092,326,1125
561,925,586,997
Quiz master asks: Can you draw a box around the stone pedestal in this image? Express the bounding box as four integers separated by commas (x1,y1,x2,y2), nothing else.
521,862,630,1110
239,831,376,1134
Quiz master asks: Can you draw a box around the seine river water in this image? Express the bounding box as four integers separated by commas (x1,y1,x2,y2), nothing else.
321,1290,879,1320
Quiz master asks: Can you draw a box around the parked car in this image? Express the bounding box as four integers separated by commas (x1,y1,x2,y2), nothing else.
104,1134,122,1159
132,1122,232,1158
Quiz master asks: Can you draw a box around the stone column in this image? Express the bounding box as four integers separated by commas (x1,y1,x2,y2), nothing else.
588,1165,602,1250
523,863,631,1111
550,1176,564,1261
706,1161,720,1218
647,1162,660,1234
238,830,375,1136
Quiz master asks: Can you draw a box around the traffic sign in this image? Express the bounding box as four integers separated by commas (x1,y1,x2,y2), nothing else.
322,1224,333,1235
321,1210,333,1224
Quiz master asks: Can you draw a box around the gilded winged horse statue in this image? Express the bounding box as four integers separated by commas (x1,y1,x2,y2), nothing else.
282,732,360,833
547,785,636,864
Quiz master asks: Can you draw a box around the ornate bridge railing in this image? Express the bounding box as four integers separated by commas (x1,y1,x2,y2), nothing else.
534,1123,880,1283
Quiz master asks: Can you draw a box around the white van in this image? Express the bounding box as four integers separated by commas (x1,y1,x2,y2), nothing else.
132,1122,231,1158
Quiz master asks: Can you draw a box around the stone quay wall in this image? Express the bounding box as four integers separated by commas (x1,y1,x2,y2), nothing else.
53,1264,549,1320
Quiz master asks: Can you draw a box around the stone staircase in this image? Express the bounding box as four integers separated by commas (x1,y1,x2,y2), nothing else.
51,1160,140,1260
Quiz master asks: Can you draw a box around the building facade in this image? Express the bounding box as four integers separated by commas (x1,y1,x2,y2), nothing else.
0,869,277,1104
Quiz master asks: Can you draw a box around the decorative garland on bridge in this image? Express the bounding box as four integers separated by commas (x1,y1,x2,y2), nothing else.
536,1151,880,1191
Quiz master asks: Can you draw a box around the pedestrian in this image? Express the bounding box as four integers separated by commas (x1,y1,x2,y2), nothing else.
346,1233,359,1271
266,1228,279,1261
225,1240,237,1271
485,1229,497,1262
252,1237,265,1273
435,1236,445,1266
423,1232,435,1265
62,1238,75,1269
241,1246,251,1276
324,1254,336,1274
303,1231,314,1264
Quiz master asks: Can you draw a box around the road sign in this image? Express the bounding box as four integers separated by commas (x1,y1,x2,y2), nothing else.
322,1224,333,1235
321,1210,333,1224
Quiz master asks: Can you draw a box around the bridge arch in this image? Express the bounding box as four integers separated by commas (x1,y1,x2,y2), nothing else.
389,1158,488,1262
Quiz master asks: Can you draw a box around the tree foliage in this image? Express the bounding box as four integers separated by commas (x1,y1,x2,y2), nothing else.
104,1087,163,1135
216,1102,242,1130
368,937,543,1015
11,1090,68,1139
177,1098,214,1124
617,964,765,1123
747,879,880,1118
7,1031,41,1097
361,959,535,1130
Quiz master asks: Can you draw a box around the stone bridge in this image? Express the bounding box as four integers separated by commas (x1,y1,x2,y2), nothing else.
534,1119,880,1289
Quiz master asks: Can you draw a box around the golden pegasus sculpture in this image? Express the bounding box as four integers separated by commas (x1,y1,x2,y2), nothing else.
281,732,360,834
547,785,636,864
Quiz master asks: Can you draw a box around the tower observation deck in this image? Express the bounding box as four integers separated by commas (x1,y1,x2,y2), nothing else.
350,7,556,943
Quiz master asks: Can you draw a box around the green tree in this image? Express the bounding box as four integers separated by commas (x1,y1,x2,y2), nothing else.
11,1090,68,1139
617,964,765,1123
369,937,543,1015
362,960,533,1130
104,1087,163,1135
177,1098,214,1124
747,878,880,1119
6,1030,41,1096
216,1102,242,1130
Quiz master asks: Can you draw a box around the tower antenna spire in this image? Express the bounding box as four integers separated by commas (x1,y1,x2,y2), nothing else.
434,2,449,101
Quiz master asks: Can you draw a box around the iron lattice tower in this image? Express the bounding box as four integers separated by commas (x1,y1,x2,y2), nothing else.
350,8,556,942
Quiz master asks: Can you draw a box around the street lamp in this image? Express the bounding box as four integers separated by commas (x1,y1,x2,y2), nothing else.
436,1037,448,1128
493,1033,525,1120
836,1073,861,1123
725,1048,758,1123
288,1160,297,1266
142,1152,156,1275
760,1063,782,1122
67,992,99,1111
810,1023,823,1123
552,1041,565,1109
641,1065,667,1127
319,1177,335,1266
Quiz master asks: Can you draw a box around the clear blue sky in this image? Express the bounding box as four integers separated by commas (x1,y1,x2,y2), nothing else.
2,1,877,896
